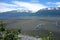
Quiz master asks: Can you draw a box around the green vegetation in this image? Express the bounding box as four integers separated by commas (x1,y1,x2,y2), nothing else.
0,22,21,40
41,32,54,40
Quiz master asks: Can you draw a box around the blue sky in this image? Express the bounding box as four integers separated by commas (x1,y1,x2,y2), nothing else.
0,0,60,12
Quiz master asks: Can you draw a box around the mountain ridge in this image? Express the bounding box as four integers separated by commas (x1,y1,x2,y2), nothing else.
0,7,60,18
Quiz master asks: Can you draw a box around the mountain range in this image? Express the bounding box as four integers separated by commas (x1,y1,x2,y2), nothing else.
0,7,60,19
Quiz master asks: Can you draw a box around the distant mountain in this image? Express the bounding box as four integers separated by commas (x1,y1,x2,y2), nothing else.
0,7,60,19
0,10,33,19
41,7,60,10
7,9,32,13
35,7,60,17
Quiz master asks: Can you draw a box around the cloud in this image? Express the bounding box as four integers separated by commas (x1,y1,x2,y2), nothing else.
47,2,60,7
0,2,18,12
47,2,53,4
55,2,60,7
0,1,47,12
13,1,47,12
55,2,60,4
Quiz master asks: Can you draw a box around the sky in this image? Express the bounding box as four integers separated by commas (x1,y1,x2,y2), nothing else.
0,0,60,12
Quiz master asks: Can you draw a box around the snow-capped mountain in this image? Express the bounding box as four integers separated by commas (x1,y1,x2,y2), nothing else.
0,7,60,19
11,9,32,13
35,7,60,17
2,9,32,13
41,7,60,10
0,9,32,13
0,9,33,19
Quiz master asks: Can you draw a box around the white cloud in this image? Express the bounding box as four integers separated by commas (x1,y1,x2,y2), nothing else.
0,2,17,7
0,2,18,12
13,1,47,12
47,2,60,7
0,8,16,12
55,2,60,7
0,1,47,12
55,2,60,5
47,2,53,4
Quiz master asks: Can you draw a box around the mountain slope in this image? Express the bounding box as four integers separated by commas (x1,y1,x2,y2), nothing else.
35,8,60,17
0,10,33,19
0,7,60,19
